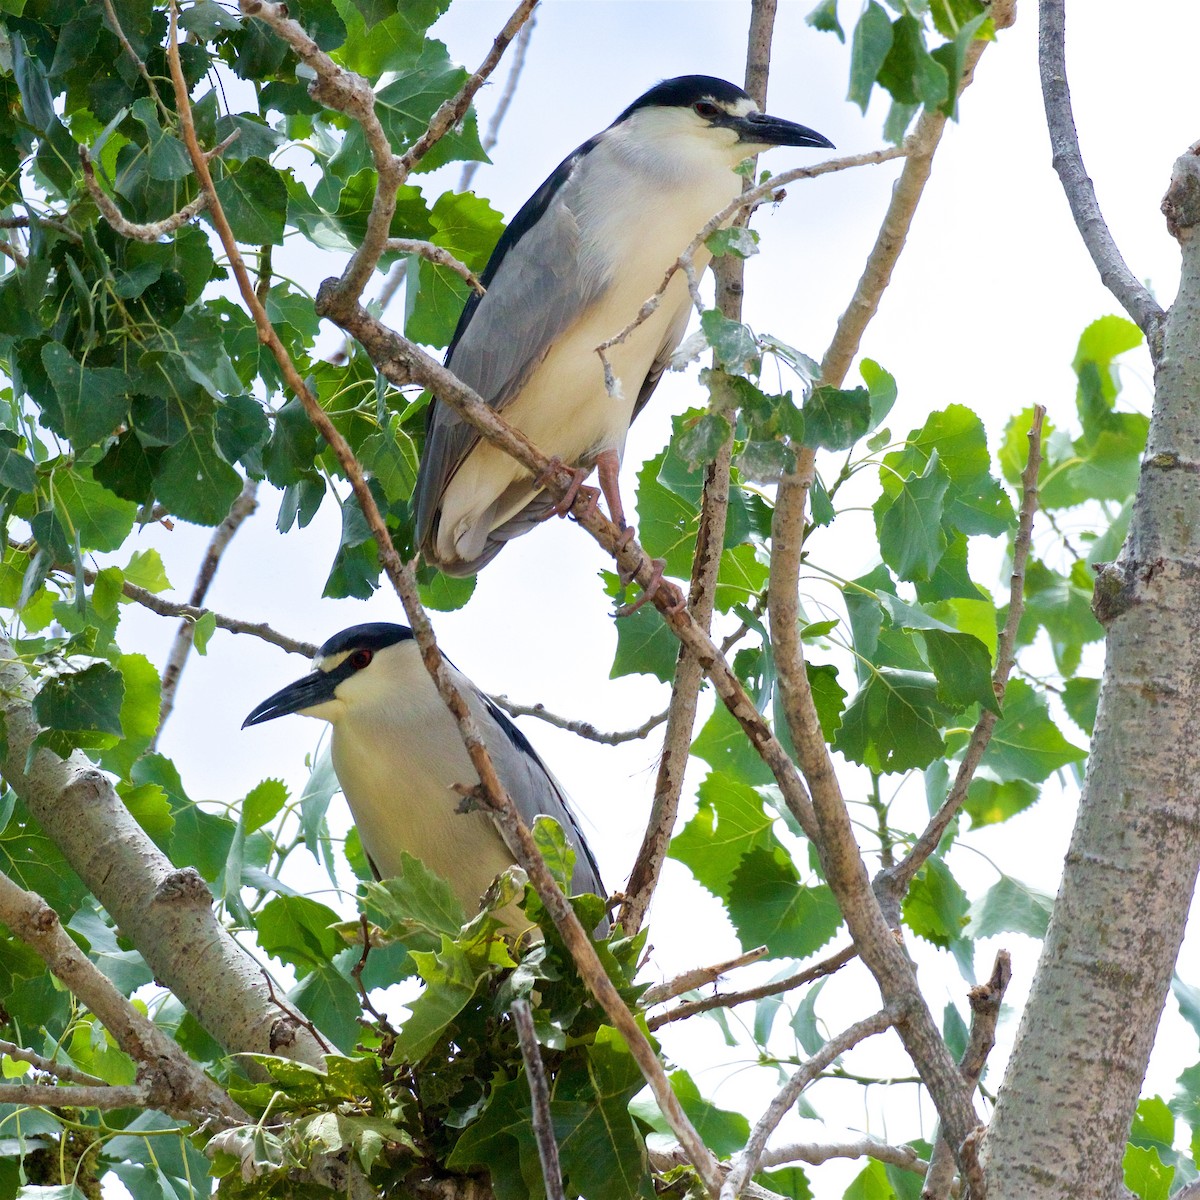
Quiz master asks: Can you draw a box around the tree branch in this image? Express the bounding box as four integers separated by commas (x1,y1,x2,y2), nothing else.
81,147,208,241
70,566,317,657
0,1038,106,1086
1038,0,1165,351
721,1008,897,1200
646,943,857,1031
759,1137,926,1174
153,477,259,750
383,240,485,294
512,999,565,1200
922,953,1012,1200
874,407,1044,915
619,0,780,935
488,695,668,745
0,1081,153,1111
0,871,245,1125
641,945,769,1007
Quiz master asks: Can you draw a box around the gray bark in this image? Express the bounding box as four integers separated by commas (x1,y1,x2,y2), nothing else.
0,634,326,1067
981,148,1200,1196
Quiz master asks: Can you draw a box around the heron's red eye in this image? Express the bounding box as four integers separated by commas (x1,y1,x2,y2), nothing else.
693,101,721,120
350,649,373,670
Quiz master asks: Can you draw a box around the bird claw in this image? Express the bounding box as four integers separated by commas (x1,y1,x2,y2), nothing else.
536,458,598,519
616,558,687,617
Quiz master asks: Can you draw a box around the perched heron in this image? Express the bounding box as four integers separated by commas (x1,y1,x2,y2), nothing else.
243,623,605,931
414,74,833,576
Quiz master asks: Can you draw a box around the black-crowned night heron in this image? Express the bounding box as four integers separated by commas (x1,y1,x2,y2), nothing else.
414,74,832,576
243,623,605,930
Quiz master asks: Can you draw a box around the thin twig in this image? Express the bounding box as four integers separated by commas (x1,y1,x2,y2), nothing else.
618,0,781,936
101,0,164,110
721,1008,896,1200
153,478,259,750
512,999,565,1200
383,239,485,294
0,240,27,269
1038,0,1164,351
647,943,857,1031
922,951,1012,1200
0,1038,106,1086
488,696,668,746
641,945,769,1007
81,147,209,241
72,566,316,658
167,16,724,1190
875,408,1044,914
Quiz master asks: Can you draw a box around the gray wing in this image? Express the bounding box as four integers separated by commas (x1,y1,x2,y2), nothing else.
413,155,610,555
460,675,607,922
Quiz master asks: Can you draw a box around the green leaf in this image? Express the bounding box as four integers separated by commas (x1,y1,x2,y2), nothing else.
392,938,492,1064
728,852,842,959
923,629,998,714
1123,1144,1173,1200
446,1074,539,1200
52,467,138,552
256,895,343,974
153,425,243,526
701,309,760,376
806,0,845,41
693,698,775,788
706,227,760,259
289,961,363,1053
878,14,949,109
192,610,217,654
630,1070,750,1158
365,852,468,941
211,157,288,245
34,661,125,737
242,779,287,835
801,385,870,450
675,411,732,469
963,777,1039,828
875,450,950,581
97,654,161,779
903,858,969,949
975,679,1087,783
610,601,678,683
532,816,575,892
670,772,789,906
40,344,130,449
835,668,949,774
860,358,898,429
968,874,1053,939
848,1,895,112
552,1027,653,1200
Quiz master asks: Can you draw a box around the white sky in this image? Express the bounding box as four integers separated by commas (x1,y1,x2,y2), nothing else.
100,2,1200,1192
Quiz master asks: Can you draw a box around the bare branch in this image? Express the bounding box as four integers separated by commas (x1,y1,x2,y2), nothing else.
1038,0,1164,349
81,147,208,241
457,10,536,192
647,943,857,1031
488,695,668,745
513,999,565,1200
922,953,1012,1200
0,239,27,269
100,0,164,109
722,1008,897,1200
70,566,316,657
0,871,245,1125
154,478,259,750
760,1138,927,1175
875,407,1044,914
384,239,485,294
641,945,769,1007
0,1038,106,1086
0,1081,153,1110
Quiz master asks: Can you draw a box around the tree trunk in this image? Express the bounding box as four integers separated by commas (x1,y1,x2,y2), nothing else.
982,148,1200,1196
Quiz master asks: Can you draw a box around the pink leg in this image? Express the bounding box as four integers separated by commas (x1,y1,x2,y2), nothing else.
595,450,631,543
536,457,600,519
617,558,687,617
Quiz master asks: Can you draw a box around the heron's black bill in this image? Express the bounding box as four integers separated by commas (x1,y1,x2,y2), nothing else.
242,671,334,728
738,111,834,150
